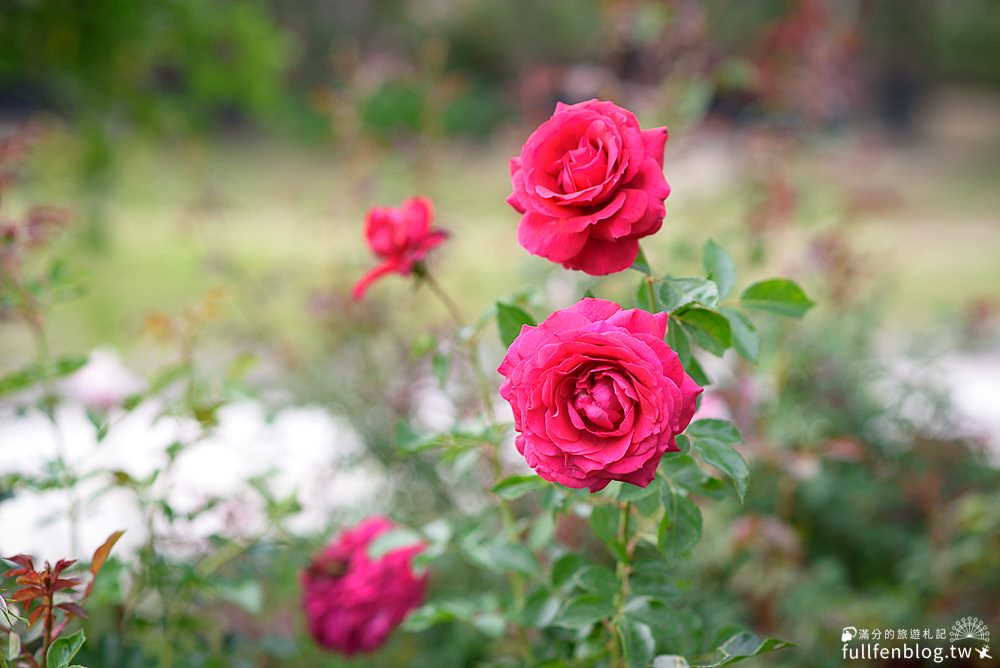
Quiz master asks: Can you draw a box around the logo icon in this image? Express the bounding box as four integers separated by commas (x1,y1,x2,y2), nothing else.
841,627,858,642
949,617,990,645
977,646,992,660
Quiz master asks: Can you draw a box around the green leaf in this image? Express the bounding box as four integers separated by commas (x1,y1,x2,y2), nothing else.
431,350,449,389
574,565,619,598
656,277,719,312
523,588,562,628
740,279,814,317
658,493,702,560
528,509,556,549
556,595,616,628
660,454,727,500
666,324,710,386
551,553,584,589
212,581,263,614
410,333,437,359
616,481,658,502
368,527,423,559
686,632,794,667
684,419,748,501
653,656,691,668
702,240,736,298
620,616,656,668
624,595,675,628
46,629,85,668
397,423,505,455
0,355,87,398
496,302,536,347
631,247,653,275
53,356,88,376
720,307,759,363
470,612,506,638
403,600,475,631
6,630,20,662
630,545,681,599
590,505,625,561
672,306,732,356
492,475,549,500
488,543,538,576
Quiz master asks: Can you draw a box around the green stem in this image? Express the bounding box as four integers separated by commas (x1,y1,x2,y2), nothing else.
22,287,82,557
421,272,531,655
611,501,633,666
644,275,658,313
421,272,497,420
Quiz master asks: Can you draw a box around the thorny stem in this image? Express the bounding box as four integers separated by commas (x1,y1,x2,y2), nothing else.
421,271,531,656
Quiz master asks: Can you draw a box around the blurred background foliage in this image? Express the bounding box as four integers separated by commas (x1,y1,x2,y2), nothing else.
1,0,999,666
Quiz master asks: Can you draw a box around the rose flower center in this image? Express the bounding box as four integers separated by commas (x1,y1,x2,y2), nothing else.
571,372,630,432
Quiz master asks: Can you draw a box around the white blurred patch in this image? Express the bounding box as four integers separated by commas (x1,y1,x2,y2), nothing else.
62,348,145,411
0,396,381,563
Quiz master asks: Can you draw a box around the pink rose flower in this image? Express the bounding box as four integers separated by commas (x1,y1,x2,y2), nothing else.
507,100,671,275
498,298,701,492
352,197,448,300
301,516,426,655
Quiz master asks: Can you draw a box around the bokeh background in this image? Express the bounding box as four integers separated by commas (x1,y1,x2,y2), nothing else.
1,0,999,666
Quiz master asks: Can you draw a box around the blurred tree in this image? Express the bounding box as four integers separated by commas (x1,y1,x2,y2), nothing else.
0,0,295,245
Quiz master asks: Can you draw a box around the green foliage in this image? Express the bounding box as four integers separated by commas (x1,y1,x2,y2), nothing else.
496,301,536,347
685,420,749,502
740,279,814,317
634,240,812,384
492,475,550,500
658,489,703,560
0,0,293,132
656,632,794,667
46,630,86,668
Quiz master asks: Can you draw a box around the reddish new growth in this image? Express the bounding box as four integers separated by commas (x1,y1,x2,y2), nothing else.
1,531,122,668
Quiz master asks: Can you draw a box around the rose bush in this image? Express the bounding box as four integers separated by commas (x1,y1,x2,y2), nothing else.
301,517,426,656
352,196,448,299
506,99,671,275
498,298,702,491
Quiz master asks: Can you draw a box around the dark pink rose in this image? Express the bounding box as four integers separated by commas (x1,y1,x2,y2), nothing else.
301,516,426,656
498,298,701,492
507,100,671,275
353,197,448,300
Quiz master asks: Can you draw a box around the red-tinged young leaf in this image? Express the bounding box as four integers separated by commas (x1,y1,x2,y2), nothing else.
15,573,42,585
27,604,44,628
50,616,70,640
81,530,124,602
52,559,76,576
56,602,87,619
90,531,123,578
51,577,82,592
11,588,43,602
4,555,34,569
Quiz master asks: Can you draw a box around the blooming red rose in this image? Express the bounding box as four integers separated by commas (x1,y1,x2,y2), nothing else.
353,197,448,300
498,298,701,492
301,516,426,655
507,100,671,275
